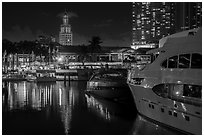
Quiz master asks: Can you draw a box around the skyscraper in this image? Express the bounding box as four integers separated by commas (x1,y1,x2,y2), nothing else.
59,11,73,46
175,2,202,31
131,2,202,49
132,2,176,49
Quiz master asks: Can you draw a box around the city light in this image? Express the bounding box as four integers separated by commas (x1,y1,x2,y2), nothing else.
2,2,202,135
57,56,63,62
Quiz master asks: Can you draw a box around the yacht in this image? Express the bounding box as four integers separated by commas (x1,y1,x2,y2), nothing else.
127,28,202,134
55,69,92,81
55,69,78,81
26,74,36,82
86,69,131,102
36,69,57,82
2,73,26,81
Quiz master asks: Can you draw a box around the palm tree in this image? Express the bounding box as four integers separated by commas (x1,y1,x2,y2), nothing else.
88,36,102,53
88,36,103,62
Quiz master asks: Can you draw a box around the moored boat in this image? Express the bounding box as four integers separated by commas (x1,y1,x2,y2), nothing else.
55,69,93,81
55,69,79,81
86,69,132,102
36,69,57,82
2,73,26,81
26,74,37,82
127,28,202,134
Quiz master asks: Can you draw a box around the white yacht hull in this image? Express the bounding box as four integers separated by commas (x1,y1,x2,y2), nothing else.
128,83,202,135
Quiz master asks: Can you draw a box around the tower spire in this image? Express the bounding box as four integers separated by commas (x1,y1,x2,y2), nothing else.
63,9,69,25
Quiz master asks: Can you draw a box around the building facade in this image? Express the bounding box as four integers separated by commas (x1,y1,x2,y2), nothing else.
132,2,176,49
59,11,73,46
131,2,202,49
175,2,202,31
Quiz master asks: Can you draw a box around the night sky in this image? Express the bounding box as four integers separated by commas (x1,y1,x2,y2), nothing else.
2,2,132,47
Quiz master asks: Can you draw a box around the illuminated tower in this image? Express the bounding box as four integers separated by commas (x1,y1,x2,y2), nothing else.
59,11,73,46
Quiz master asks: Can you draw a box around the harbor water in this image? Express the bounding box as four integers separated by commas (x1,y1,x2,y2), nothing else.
2,81,183,135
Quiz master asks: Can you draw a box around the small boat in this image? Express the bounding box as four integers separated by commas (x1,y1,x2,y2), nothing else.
55,69,78,81
26,74,37,82
86,69,132,102
55,69,93,81
36,69,56,82
2,73,26,81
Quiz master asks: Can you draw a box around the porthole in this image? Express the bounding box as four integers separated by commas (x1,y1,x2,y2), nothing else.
152,105,154,109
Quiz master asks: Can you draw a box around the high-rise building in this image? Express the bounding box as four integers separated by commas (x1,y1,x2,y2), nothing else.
175,2,202,31
131,2,202,49
132,2,176,49
59,11,73,46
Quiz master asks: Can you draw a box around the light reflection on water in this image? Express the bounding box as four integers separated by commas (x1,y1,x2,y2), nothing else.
85,93,136,122
2,81,183,135
3,81,76,134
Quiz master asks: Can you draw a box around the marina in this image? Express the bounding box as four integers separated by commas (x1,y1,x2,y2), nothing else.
2,28,202,135
2,2,202,135
2,29,202,134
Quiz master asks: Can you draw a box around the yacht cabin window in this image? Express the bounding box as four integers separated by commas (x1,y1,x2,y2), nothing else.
179,54,190,68
191,53,202,69
168,56,178,68
183,84,201,99
161,53,202,69
152,84,201,106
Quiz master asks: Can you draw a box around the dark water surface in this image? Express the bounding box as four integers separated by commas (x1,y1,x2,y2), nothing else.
2,81,183,135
